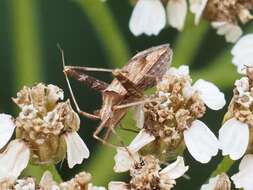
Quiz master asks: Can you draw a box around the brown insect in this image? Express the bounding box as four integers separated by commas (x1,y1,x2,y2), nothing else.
59,44,173,147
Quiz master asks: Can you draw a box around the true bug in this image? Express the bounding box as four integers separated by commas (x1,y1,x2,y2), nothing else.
59,44,173,147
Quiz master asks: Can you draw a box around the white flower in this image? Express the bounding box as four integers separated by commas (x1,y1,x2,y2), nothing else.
88,183,107,190
219,118,249,160
0,140,30,182
0,113,16,149
192,79,226,110
231,34,253,74
167,65,189,77
64,132,90,168
201,173,231,190
114,129,154,172
201,175,220,190
47,84,64,104
166,0,187,31
129,0,166,36
189,0,208,25
111,156,188,190
235,77,250,97
231,154,253,190
211,22,242,43
108,181,129,190
184,120,220,163
159,156,189,179
40,171,59,190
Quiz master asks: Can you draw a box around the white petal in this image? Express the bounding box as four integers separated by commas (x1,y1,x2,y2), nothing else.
166,0,187,31
193,79,226,110
40,171,58,189
235,77,249,97
113,147,139,173
133,104,144,129
88,183,107,190
182,84,195,99
0,140,30,181
167,65,189,77
219,118,249,160
129,0,166,36
231,155,253,190
160,156,189,179
0,113,16,149
184,120,219,163
189,0,208,25
64,132,90,168
200,175,220,190
231,34,253,74
239,154,253,171
108,181,129,190
129,129,155,152
211,22,242,43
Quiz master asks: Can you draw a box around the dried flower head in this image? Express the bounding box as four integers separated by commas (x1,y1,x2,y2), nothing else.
190,0,253,42
219,68,253,160
0,176,36,190
39,170,106,190
0,83,89,181
130,65,225,163
111,155,188,190
201,173,231,190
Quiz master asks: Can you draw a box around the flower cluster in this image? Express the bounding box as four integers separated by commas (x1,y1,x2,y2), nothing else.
110,156,188,190
0,83,89,184
111,65,227,189
0,170,105,190
115,65,225,165
128,0,253,42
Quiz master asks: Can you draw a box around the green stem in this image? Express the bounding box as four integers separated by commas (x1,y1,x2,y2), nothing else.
192,50,239,89
74,0,130,67
173,15,208,67
8,0,61,181
211,156,235,177
9,0,43,89
22,164,62,183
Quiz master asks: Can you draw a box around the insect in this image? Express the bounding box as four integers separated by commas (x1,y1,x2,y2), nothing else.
59,44,173,147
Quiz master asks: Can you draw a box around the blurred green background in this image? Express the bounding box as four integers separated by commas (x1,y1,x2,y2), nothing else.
0,0,251,189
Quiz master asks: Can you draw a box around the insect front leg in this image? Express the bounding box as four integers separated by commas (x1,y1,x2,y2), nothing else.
58,46,101,120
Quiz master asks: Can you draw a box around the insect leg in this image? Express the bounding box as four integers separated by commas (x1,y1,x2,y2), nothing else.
93,119,117,148
58,45,101,120
113,98,156,110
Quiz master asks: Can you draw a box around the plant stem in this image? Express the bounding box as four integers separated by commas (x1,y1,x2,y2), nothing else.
74,0,130,67
173,15,208,67
8,0,61,181
9,0,43,89
211,156,235,177
22,164,62,183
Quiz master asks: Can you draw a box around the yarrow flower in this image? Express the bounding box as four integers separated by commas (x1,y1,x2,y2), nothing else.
110,155,188,190
218,68,253,160
119,65,225,164
201,155,253,190
200,173,231,190
129,0,187,36
0,169,106,190
190,0,253,42
0,83,89,182
231,33,253,74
